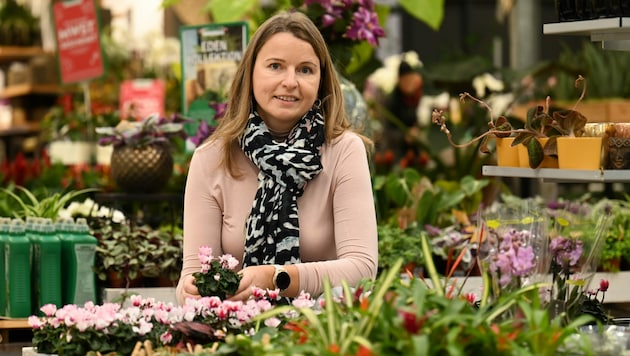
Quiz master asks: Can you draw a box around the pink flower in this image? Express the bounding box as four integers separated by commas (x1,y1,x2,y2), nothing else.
264,317,281,327
160,331,173,344
600,279,610,292
27,316,44,329
40,304,57,317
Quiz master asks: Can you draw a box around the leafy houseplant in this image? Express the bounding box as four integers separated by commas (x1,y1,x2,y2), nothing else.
92,221,179,289
96,113,187,193
0,185,98,219
95,112,186,148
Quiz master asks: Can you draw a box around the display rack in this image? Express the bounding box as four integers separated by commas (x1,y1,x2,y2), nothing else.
493,18,630,185
482,166,630,183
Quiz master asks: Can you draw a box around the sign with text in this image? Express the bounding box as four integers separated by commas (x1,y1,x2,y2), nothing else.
52,0,105,84
179,21,248,149
119,79,166,121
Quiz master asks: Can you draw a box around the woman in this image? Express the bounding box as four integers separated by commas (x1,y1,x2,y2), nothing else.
176,11,378,304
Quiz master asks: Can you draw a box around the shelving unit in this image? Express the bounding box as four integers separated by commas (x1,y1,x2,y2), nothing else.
482,166,630,183
0,46,60,161
0,83,61,99
543,17,630,50
479,19,630,303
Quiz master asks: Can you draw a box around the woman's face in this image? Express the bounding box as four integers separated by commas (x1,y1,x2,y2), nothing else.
252,32,321,132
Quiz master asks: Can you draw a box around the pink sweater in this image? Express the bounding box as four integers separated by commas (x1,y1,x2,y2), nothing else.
176,131,378,304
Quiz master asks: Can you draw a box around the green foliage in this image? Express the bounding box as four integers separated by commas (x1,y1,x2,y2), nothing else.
92,221,182,287
0,185,98,219
600,199,630,271
206,238,596,355
373,168,489,229
399,0,444,31
554,41,630,100
377,224,424,272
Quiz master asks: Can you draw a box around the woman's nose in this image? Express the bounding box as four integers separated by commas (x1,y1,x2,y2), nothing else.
282,70,298,88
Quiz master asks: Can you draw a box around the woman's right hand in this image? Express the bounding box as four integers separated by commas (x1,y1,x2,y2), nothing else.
181,274,201,301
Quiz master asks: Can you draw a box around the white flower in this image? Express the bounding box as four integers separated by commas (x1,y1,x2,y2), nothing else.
472,73,505,98
367,51,424,95
488,92,516,117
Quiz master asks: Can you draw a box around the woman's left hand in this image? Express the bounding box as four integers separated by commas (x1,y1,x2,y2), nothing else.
228,265,275,301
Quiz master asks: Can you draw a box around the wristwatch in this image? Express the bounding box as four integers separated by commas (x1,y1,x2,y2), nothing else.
272,265,291,291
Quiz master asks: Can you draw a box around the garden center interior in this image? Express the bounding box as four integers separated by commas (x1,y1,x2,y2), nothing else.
2,0,630,355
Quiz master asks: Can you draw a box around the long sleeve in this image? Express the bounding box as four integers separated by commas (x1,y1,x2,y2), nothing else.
176,132,378,304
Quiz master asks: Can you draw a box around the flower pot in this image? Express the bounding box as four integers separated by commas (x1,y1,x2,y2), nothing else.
608,137,630,169
110,143,174,193
517,138,559,169
495,137,520,167
557,137,604,170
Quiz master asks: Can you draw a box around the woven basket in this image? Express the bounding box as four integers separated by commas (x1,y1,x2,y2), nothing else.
110,144,174,193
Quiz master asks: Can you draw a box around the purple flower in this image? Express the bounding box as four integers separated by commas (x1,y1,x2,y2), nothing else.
549,236,583,267
488,228,537,287
346,6,385,46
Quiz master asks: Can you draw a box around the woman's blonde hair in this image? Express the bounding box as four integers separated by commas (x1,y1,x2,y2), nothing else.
209,11,366,177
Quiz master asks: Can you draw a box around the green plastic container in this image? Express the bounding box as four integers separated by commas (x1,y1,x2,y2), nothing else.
58,217,98,305
5,218,31,317
29,218,62,311
0,217,12,314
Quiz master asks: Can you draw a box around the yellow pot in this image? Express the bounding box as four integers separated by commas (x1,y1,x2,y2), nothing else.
495,137,520,167
557,137,604,170
517,138,559,169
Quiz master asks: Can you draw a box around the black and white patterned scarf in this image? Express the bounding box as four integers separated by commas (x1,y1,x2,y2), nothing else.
240,104,325,267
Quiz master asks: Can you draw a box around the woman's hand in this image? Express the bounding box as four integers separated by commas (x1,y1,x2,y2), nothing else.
228,265,275,301
181,274,201,301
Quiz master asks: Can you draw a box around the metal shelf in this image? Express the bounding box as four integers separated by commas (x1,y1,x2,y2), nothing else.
543,17,630,50
482,165,630,183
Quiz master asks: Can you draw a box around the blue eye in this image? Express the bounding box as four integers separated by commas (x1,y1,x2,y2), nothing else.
270,63,280,70
299,66,313,74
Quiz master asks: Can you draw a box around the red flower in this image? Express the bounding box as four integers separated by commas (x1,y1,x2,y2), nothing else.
356,345,372,356
599,279,609,292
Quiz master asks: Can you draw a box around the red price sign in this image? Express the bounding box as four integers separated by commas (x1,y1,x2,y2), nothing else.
119,79,166,121
52,0,105,84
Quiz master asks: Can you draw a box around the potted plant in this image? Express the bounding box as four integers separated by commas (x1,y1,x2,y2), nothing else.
92,221,150,289
0,185,98,219
95,113,187,193
432,76,589,169
141,226,183,287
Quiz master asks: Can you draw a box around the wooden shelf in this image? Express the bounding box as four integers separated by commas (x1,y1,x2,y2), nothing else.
482,165,630,183
0,318,30,344
0,83,62,99
0,46,51,62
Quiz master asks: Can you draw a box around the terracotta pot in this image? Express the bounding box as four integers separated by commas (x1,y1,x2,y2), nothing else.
495,137,520,167
106,271,143,289
557,137,603,170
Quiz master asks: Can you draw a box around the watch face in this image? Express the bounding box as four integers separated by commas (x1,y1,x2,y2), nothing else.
276,271,291,290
